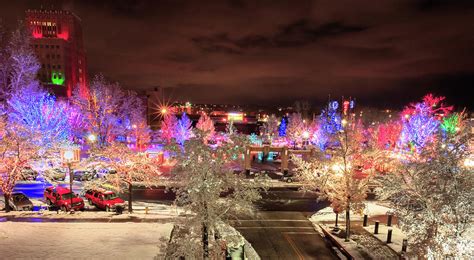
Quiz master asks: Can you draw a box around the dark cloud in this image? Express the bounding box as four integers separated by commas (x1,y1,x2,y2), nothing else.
193,20,367,53
0,0,473,109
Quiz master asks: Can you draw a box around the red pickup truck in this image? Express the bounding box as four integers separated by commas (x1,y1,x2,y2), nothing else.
44,186,85,211
84,190,125,212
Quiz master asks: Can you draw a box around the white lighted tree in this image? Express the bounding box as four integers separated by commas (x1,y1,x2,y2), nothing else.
0,119,40,212
70,75,127,147
294,121,378,241
87,142,161,213
165,131,266,259
286,113,305,146
377,125,473,259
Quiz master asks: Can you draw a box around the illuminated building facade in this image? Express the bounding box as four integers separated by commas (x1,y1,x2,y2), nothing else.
25,9,88,98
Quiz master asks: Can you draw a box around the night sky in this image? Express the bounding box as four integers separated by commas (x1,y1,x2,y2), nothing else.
1,0,473,109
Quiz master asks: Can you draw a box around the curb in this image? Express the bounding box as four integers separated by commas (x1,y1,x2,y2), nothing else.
319,225,355,260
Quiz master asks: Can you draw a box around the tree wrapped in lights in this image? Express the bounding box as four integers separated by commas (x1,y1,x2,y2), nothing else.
261,114,279,141
7,85,70,148
440,112,463,136
278,117,287,137
161,114,178,143
165,131,267,259
85,142,161,213
70,75,127,147
376,121,402,150
0,23,40,100
196,113,215,144
294,121,378,241
377,125,473,259
123,91,151,151
0,119,40,212
321,101,342,135
398,103,439,153
176,113,193,145
286,113,305,146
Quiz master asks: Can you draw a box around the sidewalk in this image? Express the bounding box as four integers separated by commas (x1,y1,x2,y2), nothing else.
0,200,185,222
363,224,407,255
309,201,401,259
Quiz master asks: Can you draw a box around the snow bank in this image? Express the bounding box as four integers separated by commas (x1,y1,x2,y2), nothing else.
0,222,173,260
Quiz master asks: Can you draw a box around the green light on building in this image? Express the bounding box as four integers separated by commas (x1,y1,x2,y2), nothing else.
51,71,65,85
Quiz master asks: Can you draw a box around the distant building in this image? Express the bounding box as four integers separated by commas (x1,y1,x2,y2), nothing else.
25,9,88,98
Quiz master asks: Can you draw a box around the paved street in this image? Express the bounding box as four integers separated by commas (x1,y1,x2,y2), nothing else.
231,211,337,260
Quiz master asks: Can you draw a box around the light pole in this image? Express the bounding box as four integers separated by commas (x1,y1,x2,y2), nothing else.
302,130,310,147
62,147,80,211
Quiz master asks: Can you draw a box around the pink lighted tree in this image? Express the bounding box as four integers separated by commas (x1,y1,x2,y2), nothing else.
196,113,215,143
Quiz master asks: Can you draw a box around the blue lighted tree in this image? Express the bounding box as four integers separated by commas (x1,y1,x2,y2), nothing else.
398,103,439,153
321,101,342,135
7,84,70,148
278,117,287,137
176,113,193,145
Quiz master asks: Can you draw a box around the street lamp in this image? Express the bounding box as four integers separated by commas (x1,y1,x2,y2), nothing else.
62,147,80,211
87,134,97,143
302,130,310,147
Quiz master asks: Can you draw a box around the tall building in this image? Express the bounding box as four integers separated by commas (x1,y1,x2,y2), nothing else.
25,9,88,98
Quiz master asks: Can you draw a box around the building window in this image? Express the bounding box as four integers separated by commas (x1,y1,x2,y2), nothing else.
45,45,49,48
52,65,56,69
56,45,60,49
47,64,50,68
58,65,61,69
34,44,38,48
46,54,50,59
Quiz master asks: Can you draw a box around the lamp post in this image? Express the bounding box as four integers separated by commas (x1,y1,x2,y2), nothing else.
302,130,310,147
62,147,80,211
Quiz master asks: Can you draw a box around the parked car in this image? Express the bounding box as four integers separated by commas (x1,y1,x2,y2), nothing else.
8,192,34,211
20,167,39,181
44,168,67,181
85,189,125,212
73,170,98,181
44,186,84,211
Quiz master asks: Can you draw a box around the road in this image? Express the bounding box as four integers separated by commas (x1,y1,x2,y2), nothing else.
231,212,336,260
7,182,338,259
132,186,338,259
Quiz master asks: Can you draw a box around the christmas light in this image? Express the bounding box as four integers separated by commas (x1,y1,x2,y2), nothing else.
278,117,287,137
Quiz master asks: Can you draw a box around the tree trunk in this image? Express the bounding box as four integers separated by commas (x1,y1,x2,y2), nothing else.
345,203,351,242
4,194,11,212
202,223,209,260
202,200,210,259
128,183,133,213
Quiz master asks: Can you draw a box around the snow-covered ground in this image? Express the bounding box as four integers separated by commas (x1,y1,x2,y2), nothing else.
309,201,392,223
0,222,173,260
363,224,407,254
